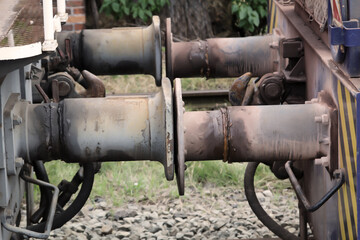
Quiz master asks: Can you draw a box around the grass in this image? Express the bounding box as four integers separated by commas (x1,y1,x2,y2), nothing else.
43,160,291,207
40,74,291,206
101,74,235,95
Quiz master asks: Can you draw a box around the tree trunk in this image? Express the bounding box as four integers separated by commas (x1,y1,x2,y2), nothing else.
208,0,234,37
169,0,213,40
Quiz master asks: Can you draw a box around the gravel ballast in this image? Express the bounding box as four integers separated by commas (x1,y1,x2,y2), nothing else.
45,187,299,240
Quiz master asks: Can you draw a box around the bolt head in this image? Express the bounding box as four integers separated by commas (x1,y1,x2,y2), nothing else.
321,156,329,167
321,114,329,124
264,83,282,99
315,116,322,123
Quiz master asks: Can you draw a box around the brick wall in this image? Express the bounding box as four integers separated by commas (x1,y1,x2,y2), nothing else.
62,0,86,31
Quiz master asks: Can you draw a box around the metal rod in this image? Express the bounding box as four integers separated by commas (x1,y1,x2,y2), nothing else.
2,171,59,239
51,80,60,103
285,161,345,212
35,84,51,103
43,0,54,42
57,0,68,22
299,203,308,240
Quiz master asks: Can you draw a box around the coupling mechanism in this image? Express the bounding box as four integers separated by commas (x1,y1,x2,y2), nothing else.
9,78,335,195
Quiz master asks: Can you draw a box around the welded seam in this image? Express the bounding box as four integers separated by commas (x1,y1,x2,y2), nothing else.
204,41,210,78
220,108,230,163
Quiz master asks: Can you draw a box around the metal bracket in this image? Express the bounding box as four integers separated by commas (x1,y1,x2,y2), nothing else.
160,78,175,180
1,170,59,239
173,78,185,195
280,38,306,82
285,161,345,212
3,93,20,175
329,20,360,47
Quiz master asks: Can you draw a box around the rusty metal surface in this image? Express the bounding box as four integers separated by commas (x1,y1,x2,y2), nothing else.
184,110,224,161
57,16,162,86
35,84,50,103
78,70,105,98
184,103,331,163
19,78,174,180
229,72,252,106
51,80,60,103
173,78,185,195
59,97,152,161
0,0,44,47
166,18,278,80
275,3,348,239
160,77,175,180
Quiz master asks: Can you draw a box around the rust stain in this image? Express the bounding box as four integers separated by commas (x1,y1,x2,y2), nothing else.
85,147,91,156
95,121,99,132
96,146,101,155
79,70,106,98
220,108,229,162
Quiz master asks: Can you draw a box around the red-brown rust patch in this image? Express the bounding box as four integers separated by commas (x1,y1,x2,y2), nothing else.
220,108,229,162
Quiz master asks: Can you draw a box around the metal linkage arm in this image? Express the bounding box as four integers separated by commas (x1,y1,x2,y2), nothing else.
1,171,59,239
285,161,345,212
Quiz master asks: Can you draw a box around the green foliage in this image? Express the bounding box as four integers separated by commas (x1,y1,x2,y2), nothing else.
90,161,178,206
40,161,289,206
186,162,246,187
231,0,268,33
100,0,168,22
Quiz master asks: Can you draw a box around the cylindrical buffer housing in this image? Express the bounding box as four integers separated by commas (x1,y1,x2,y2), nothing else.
166,18,279,80
60,97,155,162
25,96,164,162
57,16,162,86
184,103,331,163
19,78,175,180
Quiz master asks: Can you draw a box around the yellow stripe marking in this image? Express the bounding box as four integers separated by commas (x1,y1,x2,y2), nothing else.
345,89,357,169
269,1,275,33
338,81,357,237
339,146,354,239
338,82,357,216
344,89,358,233
338,192,346,240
